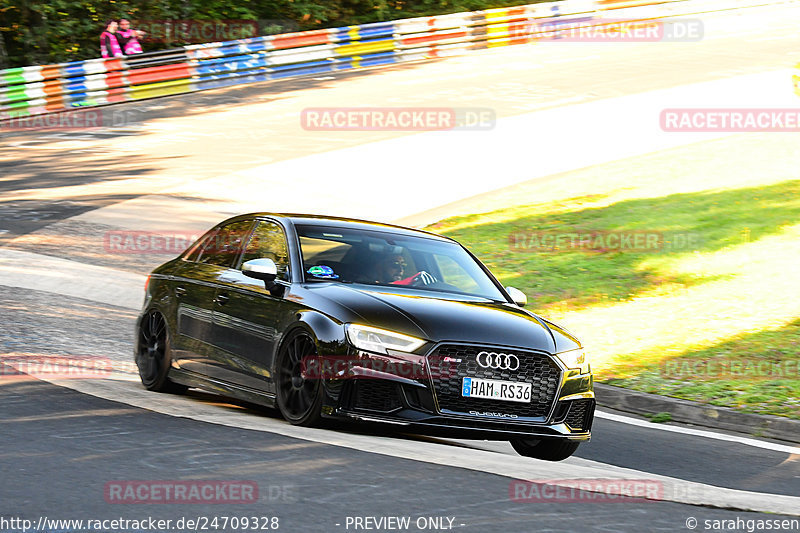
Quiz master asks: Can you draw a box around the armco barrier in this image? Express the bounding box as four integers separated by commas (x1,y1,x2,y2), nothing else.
0,0,789,122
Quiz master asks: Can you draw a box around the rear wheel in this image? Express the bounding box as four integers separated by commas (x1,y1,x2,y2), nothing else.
510,438,580,461
276,330,323,426
135,310,187,394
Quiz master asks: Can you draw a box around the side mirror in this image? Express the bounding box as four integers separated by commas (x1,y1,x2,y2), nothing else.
505,286,527,307
242,258,278,282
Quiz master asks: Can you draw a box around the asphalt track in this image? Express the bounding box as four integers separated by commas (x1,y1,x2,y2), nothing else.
2,377,799,533
2,4,800,532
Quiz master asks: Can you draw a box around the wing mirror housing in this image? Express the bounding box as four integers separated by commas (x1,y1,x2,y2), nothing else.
505,286,527,307
242,258,285,296
242,258,278,281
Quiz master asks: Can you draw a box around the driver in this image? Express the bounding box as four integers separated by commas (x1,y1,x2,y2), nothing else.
376,254,407,283
373,254,436,286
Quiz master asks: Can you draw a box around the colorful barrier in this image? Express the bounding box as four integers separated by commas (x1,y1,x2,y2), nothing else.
0,0,788,122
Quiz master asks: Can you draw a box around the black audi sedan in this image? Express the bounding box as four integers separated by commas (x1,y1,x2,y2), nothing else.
135,213,594,460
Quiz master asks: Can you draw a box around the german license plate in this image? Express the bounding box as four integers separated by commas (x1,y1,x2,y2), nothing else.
461,377,531,403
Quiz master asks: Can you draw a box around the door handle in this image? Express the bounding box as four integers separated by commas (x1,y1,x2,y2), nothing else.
175,286,187,297
215,293,230,305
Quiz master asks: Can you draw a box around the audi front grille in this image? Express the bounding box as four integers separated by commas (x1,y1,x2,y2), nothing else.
426,344,562,420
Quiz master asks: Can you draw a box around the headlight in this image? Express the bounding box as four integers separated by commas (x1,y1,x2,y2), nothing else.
555,348,590,374
345,324,426,354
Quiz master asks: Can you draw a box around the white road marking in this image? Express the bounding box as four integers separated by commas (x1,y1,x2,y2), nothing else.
0,248,144,310
41,376,800,516
596,410,800,455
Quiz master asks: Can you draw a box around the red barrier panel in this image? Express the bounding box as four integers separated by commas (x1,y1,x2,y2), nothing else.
271,29,332,50
400,30,470,46
107,87,128,103
127,64,193,85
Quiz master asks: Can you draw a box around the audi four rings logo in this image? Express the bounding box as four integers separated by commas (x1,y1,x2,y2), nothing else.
476,351,520,370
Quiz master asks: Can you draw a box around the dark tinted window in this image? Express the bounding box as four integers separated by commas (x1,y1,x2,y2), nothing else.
241,221,290,279
195,219,254,268
295,225,505,300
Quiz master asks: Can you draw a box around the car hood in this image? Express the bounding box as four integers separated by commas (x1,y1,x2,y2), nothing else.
300,283,580,353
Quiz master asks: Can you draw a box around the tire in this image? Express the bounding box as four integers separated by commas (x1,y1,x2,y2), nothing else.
135,310,187,394
510,438,580,461
276,330,323,426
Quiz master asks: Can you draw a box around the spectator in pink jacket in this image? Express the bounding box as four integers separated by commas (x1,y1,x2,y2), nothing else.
100,20,123,58
117,19,145,55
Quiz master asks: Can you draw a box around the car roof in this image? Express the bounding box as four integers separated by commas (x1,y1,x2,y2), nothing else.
228,213,455,243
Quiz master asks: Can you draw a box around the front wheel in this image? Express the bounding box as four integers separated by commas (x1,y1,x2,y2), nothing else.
276,330,323,426
510,438,580,461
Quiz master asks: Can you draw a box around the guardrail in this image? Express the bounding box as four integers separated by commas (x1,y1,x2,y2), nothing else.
0,0,787,121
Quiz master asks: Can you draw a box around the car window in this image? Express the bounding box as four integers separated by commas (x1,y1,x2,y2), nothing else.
240,221,290,279
300,237,352,263
196,219,254,268
183,229,219,262
432,253,481,294
295,224,505,300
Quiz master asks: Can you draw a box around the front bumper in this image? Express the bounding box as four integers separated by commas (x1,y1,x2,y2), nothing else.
317,343,595,441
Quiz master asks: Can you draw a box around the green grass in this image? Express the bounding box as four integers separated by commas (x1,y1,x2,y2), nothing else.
428,179,800,419
648,412,673,423
432,180,800,311
606,320,800,419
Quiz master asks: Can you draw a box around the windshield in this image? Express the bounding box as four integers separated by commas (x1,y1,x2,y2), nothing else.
296,224,506,301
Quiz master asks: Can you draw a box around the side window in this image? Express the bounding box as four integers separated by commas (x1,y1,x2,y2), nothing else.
241,221,290,279
183,229,219,262
196,219,254,268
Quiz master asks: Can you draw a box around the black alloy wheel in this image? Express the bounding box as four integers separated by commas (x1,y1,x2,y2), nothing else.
136,310,186,393
276,330,323,426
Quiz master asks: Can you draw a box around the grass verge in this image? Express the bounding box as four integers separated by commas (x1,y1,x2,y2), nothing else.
429,179,800,419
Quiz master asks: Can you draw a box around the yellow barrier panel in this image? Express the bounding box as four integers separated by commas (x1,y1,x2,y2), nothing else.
486,9,512,44
335,39,395,57
129,78,193,100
